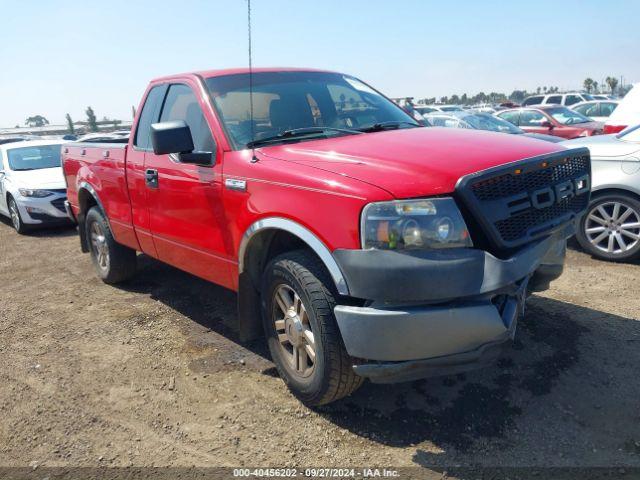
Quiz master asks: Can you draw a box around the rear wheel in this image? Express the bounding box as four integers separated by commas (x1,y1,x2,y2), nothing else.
85,207,137,283
8,196,28,234
576,193,640,262
261,250,363,406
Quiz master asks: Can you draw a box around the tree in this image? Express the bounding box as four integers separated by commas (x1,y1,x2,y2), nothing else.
65,113,75,134
132,105,136,119
583,78,595,93
593,81,599,94
25,115,49,127
606,76,619,95
86,106,98,132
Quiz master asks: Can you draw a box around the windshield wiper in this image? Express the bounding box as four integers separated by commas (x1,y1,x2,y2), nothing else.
358,121,421,133
246,127,361,149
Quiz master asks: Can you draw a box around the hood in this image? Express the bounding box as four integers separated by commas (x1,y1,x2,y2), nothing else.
9,167,66,190
563,135,640,159
258,127,567,198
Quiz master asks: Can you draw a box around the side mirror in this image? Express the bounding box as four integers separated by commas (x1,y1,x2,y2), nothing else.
151,120,194,155
150,120,214,165
541,120,554,129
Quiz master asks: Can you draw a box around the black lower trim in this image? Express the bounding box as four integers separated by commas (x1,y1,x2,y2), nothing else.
28,212,72,225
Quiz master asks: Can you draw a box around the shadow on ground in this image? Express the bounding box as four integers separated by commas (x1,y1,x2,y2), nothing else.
0,216,76,238
115,252,640,467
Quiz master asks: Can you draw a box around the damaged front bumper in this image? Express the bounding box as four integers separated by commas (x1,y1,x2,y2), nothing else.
332,224,571,383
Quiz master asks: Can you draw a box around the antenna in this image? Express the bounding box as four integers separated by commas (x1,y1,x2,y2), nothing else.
247,0,258,162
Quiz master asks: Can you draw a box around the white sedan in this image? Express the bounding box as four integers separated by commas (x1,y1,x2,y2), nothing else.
0,139,70,233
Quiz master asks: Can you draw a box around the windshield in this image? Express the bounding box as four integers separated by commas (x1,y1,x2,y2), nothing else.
618,124,640,142
205,71,418,149
545,107,592,125
440,106,463,112
462,113,522,134
7,145,62,171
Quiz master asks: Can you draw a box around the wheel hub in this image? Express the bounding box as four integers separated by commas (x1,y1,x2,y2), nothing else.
285,310,304,347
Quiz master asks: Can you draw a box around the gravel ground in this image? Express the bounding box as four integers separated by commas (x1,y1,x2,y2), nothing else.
0,218,639,478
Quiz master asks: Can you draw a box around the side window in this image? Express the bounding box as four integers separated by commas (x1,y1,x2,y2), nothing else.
523,96,543,106
546,95,562,105
160,84,216,152
519,110,547,127
498,111,520,126
600,102,618,117
565,95,581,106
134,86,165,150
583,103,600,117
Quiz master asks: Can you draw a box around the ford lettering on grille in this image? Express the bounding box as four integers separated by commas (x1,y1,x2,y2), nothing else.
455,148,592,250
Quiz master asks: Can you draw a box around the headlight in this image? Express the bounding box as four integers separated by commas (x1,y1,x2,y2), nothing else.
18,189,53,198
361,198,472,250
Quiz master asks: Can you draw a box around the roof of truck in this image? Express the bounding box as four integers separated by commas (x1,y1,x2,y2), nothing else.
152,67,334,82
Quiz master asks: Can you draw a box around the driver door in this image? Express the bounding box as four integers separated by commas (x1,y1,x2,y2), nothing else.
144,81,233,289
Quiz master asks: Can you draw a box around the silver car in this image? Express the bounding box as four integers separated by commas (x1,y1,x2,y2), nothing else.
563,125,640,261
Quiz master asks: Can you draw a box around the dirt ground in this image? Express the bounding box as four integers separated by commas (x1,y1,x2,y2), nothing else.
0,217,639,478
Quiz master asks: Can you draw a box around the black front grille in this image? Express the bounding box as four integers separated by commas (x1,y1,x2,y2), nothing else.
456,148,591,251
471,156,589,201
51,197,67,213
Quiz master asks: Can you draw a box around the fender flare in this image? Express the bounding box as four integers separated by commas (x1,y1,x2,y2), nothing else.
76,182,112,252
238,217,350,296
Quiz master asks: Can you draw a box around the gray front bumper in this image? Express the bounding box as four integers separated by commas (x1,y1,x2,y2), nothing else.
332,227,569,380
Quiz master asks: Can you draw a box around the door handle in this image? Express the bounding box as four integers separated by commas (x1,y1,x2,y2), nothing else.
145,169,159,189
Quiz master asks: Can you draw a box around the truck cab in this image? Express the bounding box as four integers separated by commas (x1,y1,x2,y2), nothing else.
63,68,591,405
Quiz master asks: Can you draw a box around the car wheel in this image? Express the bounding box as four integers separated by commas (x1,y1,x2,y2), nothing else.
576,193,640,262
261,250,363,406
8,196,28,234
85,207,137,283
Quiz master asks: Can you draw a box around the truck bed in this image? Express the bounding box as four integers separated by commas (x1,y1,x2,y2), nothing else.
63,143,140,250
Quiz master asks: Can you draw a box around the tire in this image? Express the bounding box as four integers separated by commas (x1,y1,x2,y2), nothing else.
576,193,640,262
261,250,363,406
7,196,28,234
85,206,137,283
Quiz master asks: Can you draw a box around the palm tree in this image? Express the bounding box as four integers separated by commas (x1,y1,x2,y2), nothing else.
24,115,49,127
65,114,75,134
583,78,595,93
606,76,619,95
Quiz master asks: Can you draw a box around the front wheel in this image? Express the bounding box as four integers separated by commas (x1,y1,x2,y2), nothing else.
261,250,363,406
576,193,640,262
85,207,137,283
8,196,28,234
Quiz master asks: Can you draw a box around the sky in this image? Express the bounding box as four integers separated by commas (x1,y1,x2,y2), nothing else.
0,0,638,127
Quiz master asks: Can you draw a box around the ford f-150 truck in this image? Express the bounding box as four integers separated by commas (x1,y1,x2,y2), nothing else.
62,68,591,405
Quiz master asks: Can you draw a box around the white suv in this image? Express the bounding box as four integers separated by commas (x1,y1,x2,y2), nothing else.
522,92,595,107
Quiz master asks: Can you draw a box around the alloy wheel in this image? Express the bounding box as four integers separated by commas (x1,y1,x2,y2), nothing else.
272,284,316,378
90,222,110,271
585,201,640,254
9,200,21,230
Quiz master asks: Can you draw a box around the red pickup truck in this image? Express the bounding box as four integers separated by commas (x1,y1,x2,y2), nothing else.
62,68,591,405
